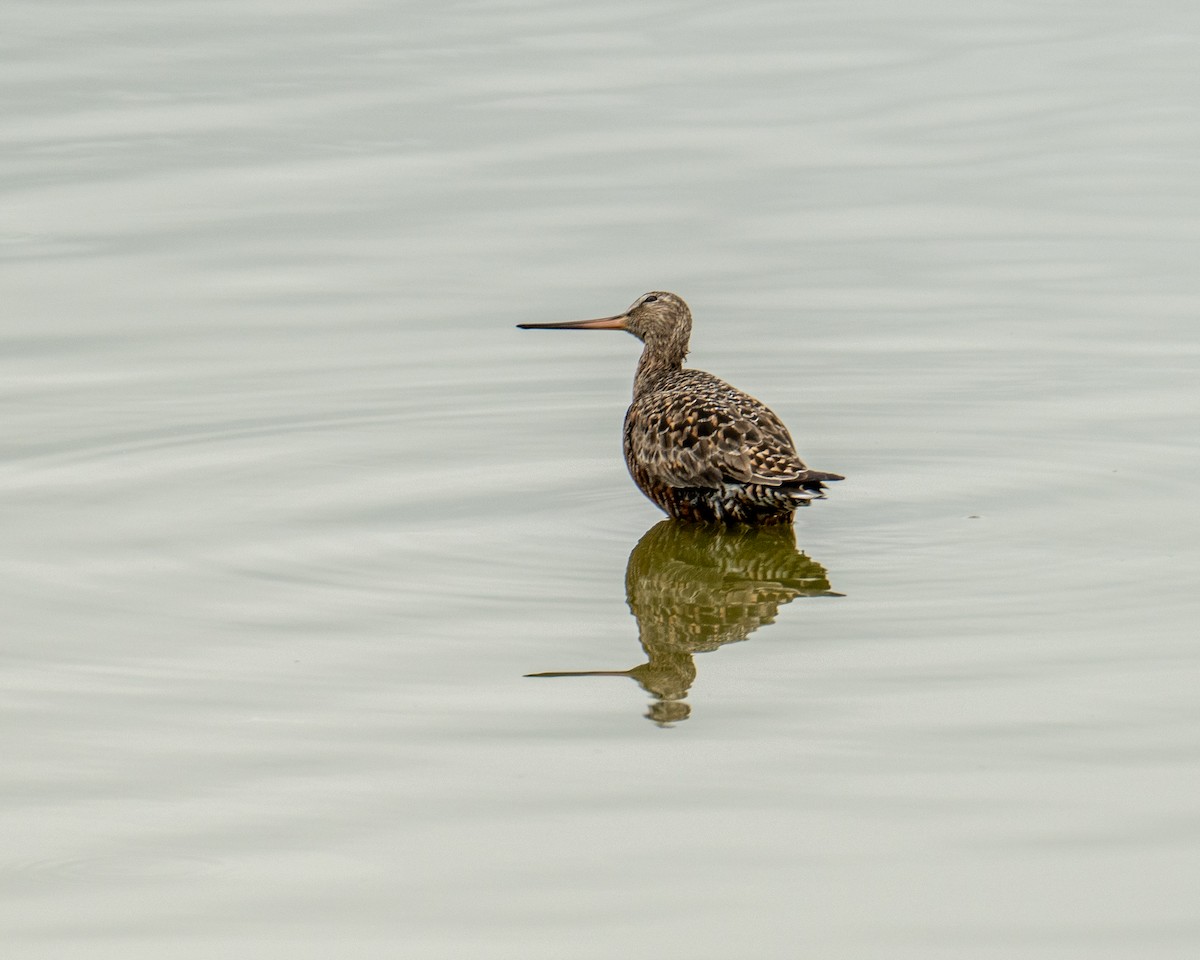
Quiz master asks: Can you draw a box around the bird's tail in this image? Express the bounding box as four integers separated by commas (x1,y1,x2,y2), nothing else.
787,470,844,501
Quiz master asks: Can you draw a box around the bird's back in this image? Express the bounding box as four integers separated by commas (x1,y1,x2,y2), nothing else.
623,368,842,524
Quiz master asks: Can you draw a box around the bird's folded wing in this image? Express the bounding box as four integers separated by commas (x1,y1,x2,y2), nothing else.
626,392,808,489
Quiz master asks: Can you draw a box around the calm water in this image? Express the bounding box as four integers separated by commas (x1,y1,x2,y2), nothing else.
4,1,1199,957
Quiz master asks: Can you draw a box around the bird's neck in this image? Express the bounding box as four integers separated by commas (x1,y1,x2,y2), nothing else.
633,339,687,399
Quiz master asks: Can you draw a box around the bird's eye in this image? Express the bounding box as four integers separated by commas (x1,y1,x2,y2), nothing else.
643,295,659,303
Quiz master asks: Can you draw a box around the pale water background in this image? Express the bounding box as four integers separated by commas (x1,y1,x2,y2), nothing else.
3,1,1199,957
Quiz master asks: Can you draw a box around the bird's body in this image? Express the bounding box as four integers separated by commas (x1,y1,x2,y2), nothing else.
518,292,842,525
623,366,842,525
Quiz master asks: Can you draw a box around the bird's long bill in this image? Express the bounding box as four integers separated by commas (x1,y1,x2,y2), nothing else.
516,313,629,331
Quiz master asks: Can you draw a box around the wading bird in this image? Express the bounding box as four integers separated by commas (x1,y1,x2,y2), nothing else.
518,292,842,525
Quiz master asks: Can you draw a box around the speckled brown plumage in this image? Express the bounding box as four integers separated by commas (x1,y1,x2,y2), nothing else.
518,291,843,525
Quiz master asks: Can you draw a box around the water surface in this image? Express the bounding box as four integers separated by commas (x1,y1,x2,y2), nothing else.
3,1,1199,957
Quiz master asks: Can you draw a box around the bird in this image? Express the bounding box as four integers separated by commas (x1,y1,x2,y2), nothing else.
517,292,843,525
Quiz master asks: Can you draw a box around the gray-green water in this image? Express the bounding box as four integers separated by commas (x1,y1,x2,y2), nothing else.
4,2,1199,957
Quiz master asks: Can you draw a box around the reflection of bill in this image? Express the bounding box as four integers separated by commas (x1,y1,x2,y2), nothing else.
528,520,841,726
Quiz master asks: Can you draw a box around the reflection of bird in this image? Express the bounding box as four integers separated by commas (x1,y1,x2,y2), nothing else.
528,520,840,725
518,292,843,525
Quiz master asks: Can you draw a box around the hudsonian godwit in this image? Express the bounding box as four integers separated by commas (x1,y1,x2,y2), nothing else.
518,291,843,525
